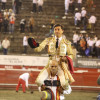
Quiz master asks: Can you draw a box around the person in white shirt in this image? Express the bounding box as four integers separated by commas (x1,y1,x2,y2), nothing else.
81,7,87,30
1,0,7,10
95,39,100,58
23,35,28,54
32,0,37,13
81,7,87,20
3,9,9,18
37,0,44,13
2,37,10,55
85,34,90,43
73,32,79,50
89,15,97,32
16,72,33,93
87,37,95,56
65,0,70,15
74,8,81,26
93,35,98,43
77,0,82,11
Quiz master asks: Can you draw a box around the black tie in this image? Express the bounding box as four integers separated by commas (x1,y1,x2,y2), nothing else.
56,38,59,49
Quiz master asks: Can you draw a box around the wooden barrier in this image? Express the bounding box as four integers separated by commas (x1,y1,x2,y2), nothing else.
0,67,100,91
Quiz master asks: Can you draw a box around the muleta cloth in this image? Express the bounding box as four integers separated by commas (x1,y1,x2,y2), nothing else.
66,56,74,74
28,37,39,48
41,88,54,100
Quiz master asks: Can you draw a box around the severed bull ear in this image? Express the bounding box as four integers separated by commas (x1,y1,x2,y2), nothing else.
97,75,100,85
28,37,39,48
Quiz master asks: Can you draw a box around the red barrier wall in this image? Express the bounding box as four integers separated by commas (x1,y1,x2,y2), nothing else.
0,67,100,90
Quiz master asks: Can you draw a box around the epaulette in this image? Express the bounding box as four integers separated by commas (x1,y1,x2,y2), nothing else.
47,37,55,41
64,39,71,45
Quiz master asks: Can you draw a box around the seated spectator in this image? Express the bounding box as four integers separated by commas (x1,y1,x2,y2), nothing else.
87,37,95,56
95,38,100,58
79,38,86,56
85,34,90,42
72,31,79,50
85,34,90,49
78,33,84,40
93,35,98,43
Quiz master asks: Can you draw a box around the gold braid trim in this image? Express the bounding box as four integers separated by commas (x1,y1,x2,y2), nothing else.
61,62,75,83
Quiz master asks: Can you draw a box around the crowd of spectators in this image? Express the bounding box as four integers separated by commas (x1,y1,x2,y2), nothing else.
74,7,97,33
0,0,99,59
72,31,100,58
63,0,97,33
0,9,16,34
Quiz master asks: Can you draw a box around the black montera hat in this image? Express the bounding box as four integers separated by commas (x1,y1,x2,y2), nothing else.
28,37,39,48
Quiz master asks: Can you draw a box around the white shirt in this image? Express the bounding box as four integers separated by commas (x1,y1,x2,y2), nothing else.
85,37,90,42
94,37,98,43
23,36,28,46
65,0,70,4
87,40,95,46
2,39,10,49
38,0,43,6
4,11,9,17
55,36,62,46
81,10,87,17
77,0,82,3
73,34,79,43
89,15,97,24
75,12,81,20
19,73,29,87
33,0,37,3
95,40,100,47
2,0,7,2
65,0,70,10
